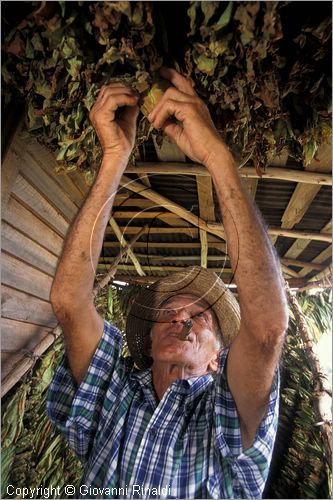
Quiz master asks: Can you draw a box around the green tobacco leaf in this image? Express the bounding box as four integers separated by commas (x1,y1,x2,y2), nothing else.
303,140,317,165
214,1,233,31
201,1,218,25
187,2,199,36
193,52,217,75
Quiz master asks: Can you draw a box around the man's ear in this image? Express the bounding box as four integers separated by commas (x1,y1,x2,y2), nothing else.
208,349,222,373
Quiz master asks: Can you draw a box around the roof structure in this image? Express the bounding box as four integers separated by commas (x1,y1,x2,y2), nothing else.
97,138,332,289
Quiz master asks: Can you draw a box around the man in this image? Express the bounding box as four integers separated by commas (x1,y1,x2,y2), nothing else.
47,67,288,499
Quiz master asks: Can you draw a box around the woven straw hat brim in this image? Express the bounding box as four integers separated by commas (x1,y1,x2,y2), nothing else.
125,266,241,369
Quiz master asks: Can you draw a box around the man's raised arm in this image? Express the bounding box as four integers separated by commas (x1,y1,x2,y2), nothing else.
50,84,139,385
148,67,288,449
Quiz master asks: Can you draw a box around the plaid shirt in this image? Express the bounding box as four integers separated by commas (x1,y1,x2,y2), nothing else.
47,321,279,499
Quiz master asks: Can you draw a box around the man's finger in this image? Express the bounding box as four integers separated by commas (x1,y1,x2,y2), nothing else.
159,67,196,96
97,93,138,112
96,84,137,103
148,88,195,122
149,99,190,129
163,120,182,143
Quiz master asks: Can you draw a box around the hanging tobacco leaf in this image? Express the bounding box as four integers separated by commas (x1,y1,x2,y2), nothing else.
1,1,331,177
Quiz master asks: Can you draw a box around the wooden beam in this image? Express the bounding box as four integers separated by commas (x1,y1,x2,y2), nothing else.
207,223,331,243
126,163,332,185
120,175,225,240
284,220,332,260
101,253,324,271
243,178,258,200
196,176,215,268
280,258,325,271
108,217,145,276
281,264,299,278
98,264,233,273
297,245,332,278
281,184,321,229
105,226,199,237
103,241,226,250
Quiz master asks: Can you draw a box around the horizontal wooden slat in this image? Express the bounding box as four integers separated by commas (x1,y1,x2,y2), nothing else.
2,197,63,255
11,174,68,236
67,169,90,197
15,134,85,207
1,148,20,212
1,318,51,352
128,163,332,185
2,285,57,327
12,142,78,222
2,253,53,301
2,222,58,275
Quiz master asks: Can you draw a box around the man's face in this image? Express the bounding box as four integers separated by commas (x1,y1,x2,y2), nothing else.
150,294,221,373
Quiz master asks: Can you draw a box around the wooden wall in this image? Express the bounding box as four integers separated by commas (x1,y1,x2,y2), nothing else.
1,126,89,396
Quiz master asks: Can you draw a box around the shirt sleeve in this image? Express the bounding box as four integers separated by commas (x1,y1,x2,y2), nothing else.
46,321,128,464
214,349,280,499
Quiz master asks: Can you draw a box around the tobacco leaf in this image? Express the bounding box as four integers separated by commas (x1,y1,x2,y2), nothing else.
1,1,331,176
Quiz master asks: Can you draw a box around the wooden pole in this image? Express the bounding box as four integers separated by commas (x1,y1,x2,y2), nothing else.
125,163,332,186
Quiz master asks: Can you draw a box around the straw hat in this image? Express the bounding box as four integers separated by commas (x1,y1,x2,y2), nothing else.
125,266,241,369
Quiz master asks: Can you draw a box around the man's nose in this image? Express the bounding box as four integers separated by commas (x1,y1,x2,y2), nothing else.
170,309,191,324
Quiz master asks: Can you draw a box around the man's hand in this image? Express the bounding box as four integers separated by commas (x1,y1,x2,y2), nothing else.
89,83,139,162
148,67,222,165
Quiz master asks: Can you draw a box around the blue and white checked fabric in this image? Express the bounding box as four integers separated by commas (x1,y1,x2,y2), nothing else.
47,321,279,499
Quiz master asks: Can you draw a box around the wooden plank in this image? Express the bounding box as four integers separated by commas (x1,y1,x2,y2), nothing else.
2,253,53,301
1,148,20,212
196,176,216,221
67,169,90,197
11,140,78,222
280,258,325,271
243,178,258,200
105,226,199,237
103,241,226,250
284,220,332,260
47,169,85,207
196,176,215,268
1,318,51,353
113,211,179,219
281,184,321,229
128,163,332,185
199,229,208,268
113,198,156,209
2,285,57,327
2,197,63,256
11,174,68,236
297,245,332,278
15,134,86,206
98,264,233,273
108,217,145,276
207,222,331,243
2,222,58,275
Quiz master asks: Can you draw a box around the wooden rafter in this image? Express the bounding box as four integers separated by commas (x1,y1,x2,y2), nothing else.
126,163,332,185
284,220,332,260
108,217,145,276
196,176,215,268
120,175,225,240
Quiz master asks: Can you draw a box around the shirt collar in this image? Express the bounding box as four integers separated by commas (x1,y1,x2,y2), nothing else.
130,368,214,402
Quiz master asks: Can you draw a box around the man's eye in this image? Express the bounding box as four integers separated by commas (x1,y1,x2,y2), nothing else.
196,312,205,318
